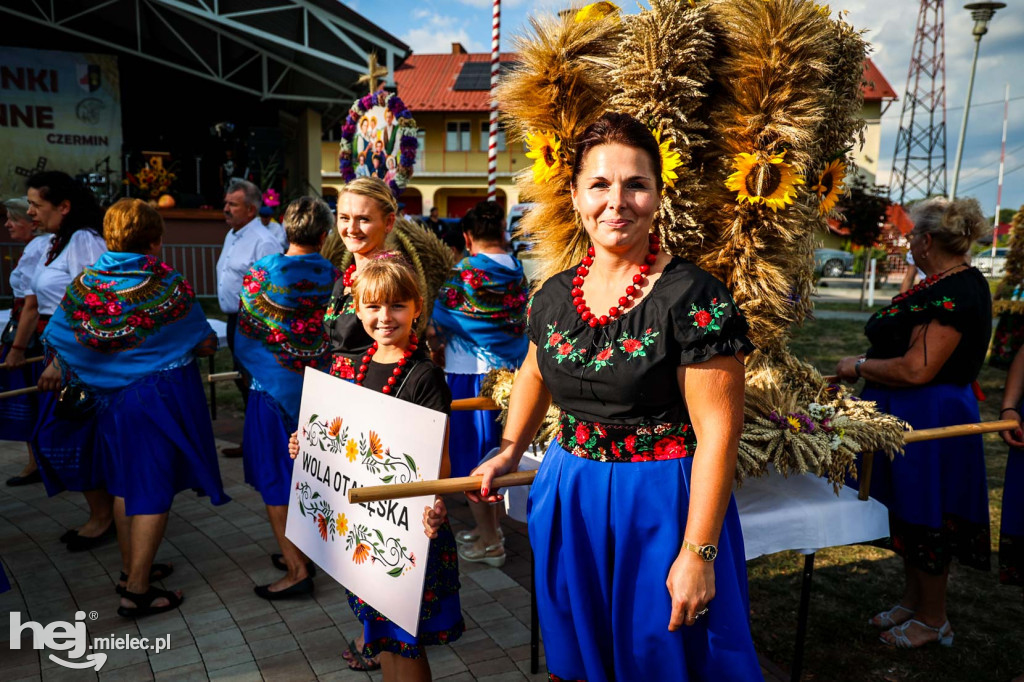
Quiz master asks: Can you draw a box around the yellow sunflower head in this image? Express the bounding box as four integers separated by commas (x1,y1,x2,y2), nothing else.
525,131,562,185
574,1,620,23
725,150,804,212
652,129,683,190
810,159,847,215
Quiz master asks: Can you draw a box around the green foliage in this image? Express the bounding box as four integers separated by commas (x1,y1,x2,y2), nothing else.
837,175,891,248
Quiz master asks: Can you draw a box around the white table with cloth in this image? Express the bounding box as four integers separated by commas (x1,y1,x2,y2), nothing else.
503,450,890,681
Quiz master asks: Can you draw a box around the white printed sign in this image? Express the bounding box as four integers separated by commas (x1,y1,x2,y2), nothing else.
285,367,447,635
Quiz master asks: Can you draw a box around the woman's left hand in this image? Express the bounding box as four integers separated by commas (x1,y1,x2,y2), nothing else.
423,496,446,539
666,552,716,631
38,362,62,392
834,355,863,383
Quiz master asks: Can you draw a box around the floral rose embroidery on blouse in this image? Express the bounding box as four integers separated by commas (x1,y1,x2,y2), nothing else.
689,299,730,333
544,323,587,364
587,344,615,371
932,296,955,311
617,328,660,358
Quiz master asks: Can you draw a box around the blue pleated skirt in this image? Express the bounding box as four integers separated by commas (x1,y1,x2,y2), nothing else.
447,373,502,478
856,383,991,573
97,361,229,516
1001,444,1024,586
242,390,296,507
0,345,44,441
349,519,464,659
528,441,762,682
32,390,104,496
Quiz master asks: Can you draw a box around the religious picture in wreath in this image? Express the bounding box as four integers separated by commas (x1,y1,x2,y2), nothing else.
285,367,446,635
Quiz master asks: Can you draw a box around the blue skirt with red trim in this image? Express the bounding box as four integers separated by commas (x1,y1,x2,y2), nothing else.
528,440,761,682
97,361,229,515
854,383,991,574
447,373,502,478
242,389,296,507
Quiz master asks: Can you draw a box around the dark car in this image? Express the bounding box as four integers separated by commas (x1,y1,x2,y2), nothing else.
814,248,854,278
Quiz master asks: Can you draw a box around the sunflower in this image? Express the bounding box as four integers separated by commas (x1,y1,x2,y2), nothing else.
345,438,358,463
725,151,804,212
653,129,683,189
810,159,846,215
574,1,620,23
352,543,371,564
337,512,348,536
525,131,562,184
328,416,343,438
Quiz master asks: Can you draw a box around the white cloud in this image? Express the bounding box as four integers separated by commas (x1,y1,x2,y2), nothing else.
401,13,486,54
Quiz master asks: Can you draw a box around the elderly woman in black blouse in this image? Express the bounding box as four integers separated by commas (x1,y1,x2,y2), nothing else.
836,197,991,649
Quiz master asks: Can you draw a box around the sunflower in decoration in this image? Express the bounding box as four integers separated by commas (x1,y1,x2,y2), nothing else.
653,129,683,189
725,150,804,212
810,158,846,215
575,1,620,22
525,131,563,185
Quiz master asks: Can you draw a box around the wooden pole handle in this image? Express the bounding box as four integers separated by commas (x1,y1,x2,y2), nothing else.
348,471,537,504
0,356,44,368
351,419,1021,504
0,386,40,399
208,371,241,383
451,396,499,411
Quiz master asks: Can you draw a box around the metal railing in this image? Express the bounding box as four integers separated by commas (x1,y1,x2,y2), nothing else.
0,242,223,301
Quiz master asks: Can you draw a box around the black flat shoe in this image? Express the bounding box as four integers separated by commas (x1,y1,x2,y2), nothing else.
270,553,317,577
59,529,79,544
66,523,115,552
6,471,42,486
253,576,314,601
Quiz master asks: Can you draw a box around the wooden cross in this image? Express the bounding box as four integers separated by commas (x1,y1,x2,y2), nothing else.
357,52,389,94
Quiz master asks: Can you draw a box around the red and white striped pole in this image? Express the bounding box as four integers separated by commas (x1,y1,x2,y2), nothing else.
487,0,501,202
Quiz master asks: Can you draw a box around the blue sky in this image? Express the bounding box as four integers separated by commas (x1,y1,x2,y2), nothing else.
344,0,1024,217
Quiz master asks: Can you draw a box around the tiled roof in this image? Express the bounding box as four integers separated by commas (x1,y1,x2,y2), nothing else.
395,53,519,112
863,58,897,102
398,52,898,112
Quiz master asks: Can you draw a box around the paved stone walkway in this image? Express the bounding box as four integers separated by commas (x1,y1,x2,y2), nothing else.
1,420,784,681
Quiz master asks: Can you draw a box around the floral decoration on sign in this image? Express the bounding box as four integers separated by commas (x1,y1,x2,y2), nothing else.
295,481,342,541
345,523,416,577
725,150,804,212
689,299,729,333
526,131,562,184
303,415,421,484
338,89,418,199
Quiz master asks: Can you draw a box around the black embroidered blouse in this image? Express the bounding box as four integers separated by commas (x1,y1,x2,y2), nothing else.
864,266,991,386
527,257,754,425
324,278,373,362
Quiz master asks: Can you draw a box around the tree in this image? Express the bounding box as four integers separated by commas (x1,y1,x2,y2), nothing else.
835,174,892,308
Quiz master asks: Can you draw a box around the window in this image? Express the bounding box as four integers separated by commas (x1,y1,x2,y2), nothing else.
415,129,426,172
479,121,506,152
446,121,471,151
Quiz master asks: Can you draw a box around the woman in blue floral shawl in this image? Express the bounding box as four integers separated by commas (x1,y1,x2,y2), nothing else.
39,198,228,618
428,201,528,566
235,196,338,600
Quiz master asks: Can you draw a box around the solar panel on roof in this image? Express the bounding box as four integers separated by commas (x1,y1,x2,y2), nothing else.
453,62,519,91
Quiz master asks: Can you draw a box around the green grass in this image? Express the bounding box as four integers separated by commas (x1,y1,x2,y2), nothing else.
750,318,1023,681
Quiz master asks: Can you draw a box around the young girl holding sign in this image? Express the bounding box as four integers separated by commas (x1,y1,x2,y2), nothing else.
291,255,463,682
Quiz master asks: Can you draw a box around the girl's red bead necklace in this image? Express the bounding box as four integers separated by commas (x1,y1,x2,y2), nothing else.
355,333,419,395
342,263,357,288
571,233,661,328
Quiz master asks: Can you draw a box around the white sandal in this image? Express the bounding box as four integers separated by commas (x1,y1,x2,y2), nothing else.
455,529,503,546
869,604,915,629
880,619,954,648
457,541,506,567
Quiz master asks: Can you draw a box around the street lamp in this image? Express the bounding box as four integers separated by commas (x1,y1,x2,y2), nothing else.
949,1,1005,201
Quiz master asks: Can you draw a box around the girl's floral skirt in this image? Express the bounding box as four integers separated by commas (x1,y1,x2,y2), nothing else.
98,362,229,515
528,440,762,682
242,389,296,506
854,383,990,575
347,519,464,658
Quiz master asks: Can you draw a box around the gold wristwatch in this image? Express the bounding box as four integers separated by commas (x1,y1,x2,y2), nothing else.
682,540,718,562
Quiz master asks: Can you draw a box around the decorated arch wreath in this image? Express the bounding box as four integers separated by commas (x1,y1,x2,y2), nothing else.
338,89,418,199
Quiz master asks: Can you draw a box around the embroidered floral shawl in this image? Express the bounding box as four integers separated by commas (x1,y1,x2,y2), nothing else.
431,253,529,369
43,251,215,390
235,252,338,418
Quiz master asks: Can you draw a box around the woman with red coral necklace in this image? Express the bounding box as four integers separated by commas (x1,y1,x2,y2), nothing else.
323,177,396,383
836,197,992,649
470,113,761,681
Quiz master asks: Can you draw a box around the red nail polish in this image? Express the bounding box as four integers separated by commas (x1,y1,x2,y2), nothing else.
481,488,489,497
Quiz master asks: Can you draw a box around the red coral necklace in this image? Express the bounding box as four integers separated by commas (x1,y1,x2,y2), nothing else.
571,233,660,327
342,263,357,288
891,263,967,303
355,333,419,395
